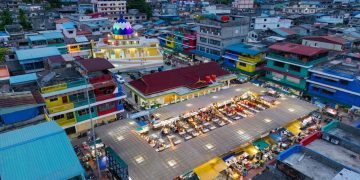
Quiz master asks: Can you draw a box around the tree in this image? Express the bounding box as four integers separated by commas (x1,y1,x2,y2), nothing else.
19,9,32,30
0,48,9,64
0,9,13,30
127,0,152,18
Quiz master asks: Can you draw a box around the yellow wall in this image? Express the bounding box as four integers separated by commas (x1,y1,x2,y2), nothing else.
165,36,175,48
68,44,80,53
45,96,67,108
239,53,263,63
236,62,256,73
54,112,77,127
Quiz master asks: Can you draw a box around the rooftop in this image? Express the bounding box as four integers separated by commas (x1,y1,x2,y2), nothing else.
310,59,360,80
37,63,84,87
279,145,342,179
225,43,262,56
96,84,318,180
78,58,115,73
28,32,64,42
0,65,10,80
269,42,329,57
15,47,61,61
0,121,84,180
272,28,297,37
128,62,231,96
9,73,38,85
303,36,345,45
306,139,360,173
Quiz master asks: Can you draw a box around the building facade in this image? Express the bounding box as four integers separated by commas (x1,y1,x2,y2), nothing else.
222,43,265,76
126,62,237,109
252,16,292,30
307,58,360,108
232,0,254,10
39,59,125,134
96,0,127,15
264,42,329,95
158,28,197,55
192,15,250,61
92,16,163,71
302,36,345,52
283,2,319,14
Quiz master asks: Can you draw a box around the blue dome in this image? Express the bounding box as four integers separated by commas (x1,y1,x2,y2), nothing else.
112,15,134,35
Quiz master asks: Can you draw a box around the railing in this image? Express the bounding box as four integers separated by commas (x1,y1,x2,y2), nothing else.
95,93,116,102
89,74,112,84
56,118,76,127
41,83,67,93
73,98,96,107
267,53,327,66
48,103,74,114
67,79,87,88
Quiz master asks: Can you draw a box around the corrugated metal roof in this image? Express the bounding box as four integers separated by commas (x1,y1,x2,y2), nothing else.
78,58,114,72
225,44,261,56
9,73,38,84
0,121,84,180
41,32,64,39
62,22,76,29
16,47,61,61
28,34,47,41
75,35,88,43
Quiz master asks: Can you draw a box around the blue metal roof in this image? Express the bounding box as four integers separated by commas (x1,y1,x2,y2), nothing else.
0,121,84,180
75,35,88,43
41,32,64,39
62,22,76,29
190,50,221,61
28,34,47,42
0,32,9,37
225,44,261,56
16,47,60,62
9,73,38,85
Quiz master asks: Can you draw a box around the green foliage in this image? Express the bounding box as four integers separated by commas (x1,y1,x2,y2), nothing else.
127,0,152,18
0,9,13,30
49,0,61,9
19,9,32,30
0,48,9,64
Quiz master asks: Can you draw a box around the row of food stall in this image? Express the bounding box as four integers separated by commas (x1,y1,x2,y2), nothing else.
179,111,322,180
134,91,281,152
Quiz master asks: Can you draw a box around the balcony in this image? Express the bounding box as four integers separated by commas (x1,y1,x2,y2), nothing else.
56,118,76,127
95,93,116,102
73,98,96,108
48,103,74,114
267,53,327,67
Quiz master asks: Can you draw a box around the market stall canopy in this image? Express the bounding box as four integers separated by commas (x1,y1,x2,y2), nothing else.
253,139,269,150
193,157,227,180
285,120,302,135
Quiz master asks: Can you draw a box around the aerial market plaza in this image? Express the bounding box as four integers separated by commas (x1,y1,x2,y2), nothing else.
1,0,360,180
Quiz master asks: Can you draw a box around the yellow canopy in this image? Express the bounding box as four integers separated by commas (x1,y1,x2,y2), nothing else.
243,144,259,155
285,120,302,135
194,157,228,180
263,135,276,145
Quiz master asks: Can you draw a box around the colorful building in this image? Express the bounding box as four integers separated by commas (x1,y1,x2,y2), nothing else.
264,42,329,95
307,58,360,108
92,15,163,71
158,28,197,55
222,43,265,76
39,58,125,134
126,62,237,109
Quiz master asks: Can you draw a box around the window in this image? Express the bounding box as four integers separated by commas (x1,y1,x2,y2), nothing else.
239,62,246,67
98,102,115,111
263,25,266,28
49,97,58,102
209,39,220,46
78,108,94,116
340,80,349,85
286,76,300,84
322,89,334,95
200,37,207,43
277,24,280,27
289,65,301,72
68,30,73,34
314,43,317,47
53,114,64,120
274,61,285,68
264,19,267,21
66,112,74,120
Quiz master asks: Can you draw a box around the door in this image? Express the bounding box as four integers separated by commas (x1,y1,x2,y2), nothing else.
62,96,68,103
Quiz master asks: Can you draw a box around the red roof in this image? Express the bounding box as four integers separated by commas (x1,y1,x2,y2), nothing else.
0,92,39,108
279,28,297,35
48,55,65,63
77,30,92,36
128,62,231,96
55,18,70,24
269,42,329,57
78,58,115,72
303,36,345,45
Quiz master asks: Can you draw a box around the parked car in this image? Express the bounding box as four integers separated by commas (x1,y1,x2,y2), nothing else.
115,74,125,84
